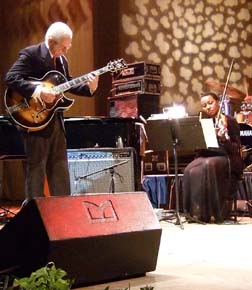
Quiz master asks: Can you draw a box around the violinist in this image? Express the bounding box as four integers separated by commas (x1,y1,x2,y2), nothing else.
183,92,243,223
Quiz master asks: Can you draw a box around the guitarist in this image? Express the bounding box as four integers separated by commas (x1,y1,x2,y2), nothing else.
4,21,99,204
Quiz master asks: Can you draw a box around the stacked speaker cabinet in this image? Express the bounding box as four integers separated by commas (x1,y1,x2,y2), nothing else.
67,147,135,194
108,61,161,119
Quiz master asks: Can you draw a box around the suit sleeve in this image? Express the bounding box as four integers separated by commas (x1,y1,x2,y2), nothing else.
4,49,39,100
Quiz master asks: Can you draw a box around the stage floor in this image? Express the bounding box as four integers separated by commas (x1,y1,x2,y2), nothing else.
1,205,252,290
75,216,252,290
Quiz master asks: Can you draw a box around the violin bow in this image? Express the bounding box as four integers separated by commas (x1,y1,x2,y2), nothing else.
243,77,249,98
215,58,235,128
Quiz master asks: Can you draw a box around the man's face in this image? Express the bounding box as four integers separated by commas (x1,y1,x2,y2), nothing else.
49,36,72,57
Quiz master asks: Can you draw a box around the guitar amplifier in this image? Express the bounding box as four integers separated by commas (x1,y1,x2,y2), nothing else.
67,148,135,194
112,77,161,96
112,61,161,81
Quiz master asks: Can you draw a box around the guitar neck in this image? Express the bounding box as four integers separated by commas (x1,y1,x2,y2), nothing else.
54,66,110,93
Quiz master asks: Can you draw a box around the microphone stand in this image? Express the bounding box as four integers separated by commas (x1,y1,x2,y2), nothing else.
75,160,128,194
173,138,184,228
108,167,124,193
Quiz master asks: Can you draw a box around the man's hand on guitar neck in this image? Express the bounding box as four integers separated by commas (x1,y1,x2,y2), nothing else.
86,73,99,94
244,95,252,104
32,86,56,105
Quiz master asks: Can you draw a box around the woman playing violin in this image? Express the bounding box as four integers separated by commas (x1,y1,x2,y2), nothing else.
183,92,243,223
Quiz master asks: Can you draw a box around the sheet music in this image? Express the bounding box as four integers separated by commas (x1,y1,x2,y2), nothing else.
200,118,219,148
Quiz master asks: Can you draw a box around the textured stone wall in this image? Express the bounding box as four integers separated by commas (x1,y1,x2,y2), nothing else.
121,0,252,115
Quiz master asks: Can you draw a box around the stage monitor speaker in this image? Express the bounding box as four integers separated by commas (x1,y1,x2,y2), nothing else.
0,193,162,287
67,147,135,194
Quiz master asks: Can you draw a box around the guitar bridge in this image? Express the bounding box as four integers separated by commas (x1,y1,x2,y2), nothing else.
8,99,29,114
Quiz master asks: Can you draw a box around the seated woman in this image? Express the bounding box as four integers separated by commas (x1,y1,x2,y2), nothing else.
183,92,244,223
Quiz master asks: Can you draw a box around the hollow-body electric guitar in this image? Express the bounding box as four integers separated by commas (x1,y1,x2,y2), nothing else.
4,59,127,132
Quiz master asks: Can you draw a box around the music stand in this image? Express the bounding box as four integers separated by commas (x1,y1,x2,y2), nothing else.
145,116,210,229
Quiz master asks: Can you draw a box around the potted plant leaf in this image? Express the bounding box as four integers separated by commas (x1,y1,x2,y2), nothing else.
7,262,73,290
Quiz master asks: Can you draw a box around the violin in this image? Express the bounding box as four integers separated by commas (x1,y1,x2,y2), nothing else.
216,113,230,141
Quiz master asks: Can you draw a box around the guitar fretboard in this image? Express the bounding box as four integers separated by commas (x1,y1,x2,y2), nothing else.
54,66,110,93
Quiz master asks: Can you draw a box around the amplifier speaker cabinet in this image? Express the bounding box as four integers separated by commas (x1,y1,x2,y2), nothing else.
67,147,135,194
108,93,160,119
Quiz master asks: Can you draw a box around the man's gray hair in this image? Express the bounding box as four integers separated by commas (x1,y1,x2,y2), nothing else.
45,22,73,43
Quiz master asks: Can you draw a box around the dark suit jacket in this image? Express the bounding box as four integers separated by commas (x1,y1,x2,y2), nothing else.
4,42,92,135
5,41,92,99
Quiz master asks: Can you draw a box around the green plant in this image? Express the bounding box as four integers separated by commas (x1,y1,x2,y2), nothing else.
6,263,154,290
9,262,73,290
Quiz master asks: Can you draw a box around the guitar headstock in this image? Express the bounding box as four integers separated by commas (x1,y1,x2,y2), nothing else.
107,58,127,72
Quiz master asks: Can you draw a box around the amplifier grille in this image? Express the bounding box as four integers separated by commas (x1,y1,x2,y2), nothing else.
67,148,135,194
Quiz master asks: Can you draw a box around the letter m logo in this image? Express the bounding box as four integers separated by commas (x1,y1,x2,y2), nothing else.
82,200,118,223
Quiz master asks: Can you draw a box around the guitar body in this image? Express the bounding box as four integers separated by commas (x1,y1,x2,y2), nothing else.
4,71,74,132
4,59,127,132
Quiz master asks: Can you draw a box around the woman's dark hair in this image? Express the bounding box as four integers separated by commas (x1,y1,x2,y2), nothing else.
200,92,219,101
